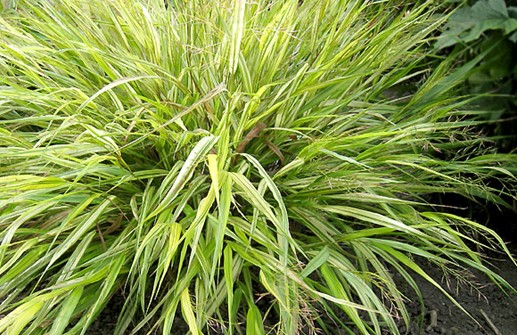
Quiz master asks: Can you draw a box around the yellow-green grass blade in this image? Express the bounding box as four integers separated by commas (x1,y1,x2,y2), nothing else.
181,287,202,335
48,286,83,335
147,135,219,219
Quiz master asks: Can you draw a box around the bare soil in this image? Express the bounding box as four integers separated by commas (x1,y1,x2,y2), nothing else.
391,243,517,335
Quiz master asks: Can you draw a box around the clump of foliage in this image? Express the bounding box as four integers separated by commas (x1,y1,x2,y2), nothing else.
436,0,517,150
436,0,517,49
0,1,516,334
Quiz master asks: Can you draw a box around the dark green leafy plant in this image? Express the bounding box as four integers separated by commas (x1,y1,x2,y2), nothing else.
436,0,517,149
0,1,516,335
436,0,517,48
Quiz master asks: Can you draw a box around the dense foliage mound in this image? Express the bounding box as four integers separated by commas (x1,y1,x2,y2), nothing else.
0,1,515,334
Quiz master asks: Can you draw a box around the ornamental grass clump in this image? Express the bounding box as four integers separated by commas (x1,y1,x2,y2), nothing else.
0,0,516,334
